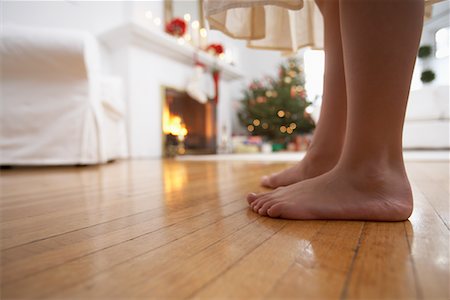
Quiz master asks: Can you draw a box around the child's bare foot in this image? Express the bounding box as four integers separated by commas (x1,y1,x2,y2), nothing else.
261,150,340,189
251,165,413,221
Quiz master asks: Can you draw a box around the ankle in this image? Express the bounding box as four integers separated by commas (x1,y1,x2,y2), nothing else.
304,146,341,167
335,162,412,196
333,162,413,220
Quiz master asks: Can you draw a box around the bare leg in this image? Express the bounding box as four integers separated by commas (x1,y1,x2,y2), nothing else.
261,0,346,188
249,0,424,221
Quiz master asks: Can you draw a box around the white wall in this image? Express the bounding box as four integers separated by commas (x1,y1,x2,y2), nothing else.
2,0,134,76
2,1,128,34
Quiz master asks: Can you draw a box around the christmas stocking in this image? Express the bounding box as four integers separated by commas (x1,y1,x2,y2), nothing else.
186,64,208,104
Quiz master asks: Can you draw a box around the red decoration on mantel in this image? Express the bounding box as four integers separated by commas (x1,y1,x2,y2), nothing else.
165,18,187,37
206,43,224,56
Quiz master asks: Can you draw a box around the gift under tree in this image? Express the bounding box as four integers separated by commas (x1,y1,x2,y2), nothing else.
238,58,315,147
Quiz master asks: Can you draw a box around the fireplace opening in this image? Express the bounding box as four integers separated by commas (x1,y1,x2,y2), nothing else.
163,87,217,156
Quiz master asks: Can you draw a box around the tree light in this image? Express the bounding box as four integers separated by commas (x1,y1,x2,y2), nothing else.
199,28,207,38
145,10,153,19
191,20,200,29
305,106,314,114
153,17,161,26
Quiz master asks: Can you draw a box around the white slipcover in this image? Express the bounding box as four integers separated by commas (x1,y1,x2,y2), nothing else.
0,25,127,165
403,85,450,149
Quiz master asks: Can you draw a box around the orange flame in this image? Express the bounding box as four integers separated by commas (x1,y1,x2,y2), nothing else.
163,105,188,137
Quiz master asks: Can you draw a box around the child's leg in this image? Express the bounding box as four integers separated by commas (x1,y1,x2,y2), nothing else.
261,0,347,188
338,0,423,171
249,0,424,221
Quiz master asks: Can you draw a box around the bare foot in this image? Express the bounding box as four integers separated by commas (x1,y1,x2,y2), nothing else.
261,151,339,189
250,165,413,221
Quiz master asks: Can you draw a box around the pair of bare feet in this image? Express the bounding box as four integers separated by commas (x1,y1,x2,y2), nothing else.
247,149,413,221
245,0,423,222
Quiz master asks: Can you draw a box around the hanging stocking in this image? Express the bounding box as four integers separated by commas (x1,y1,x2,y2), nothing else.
186,62,208,104
211,69,220,104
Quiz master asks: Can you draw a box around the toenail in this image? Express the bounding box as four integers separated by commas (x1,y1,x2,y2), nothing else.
248,193,257,200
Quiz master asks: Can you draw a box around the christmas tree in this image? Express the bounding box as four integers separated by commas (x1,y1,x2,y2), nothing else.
238,58,315,143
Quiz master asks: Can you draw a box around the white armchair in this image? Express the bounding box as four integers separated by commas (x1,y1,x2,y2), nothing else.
0,25,127,165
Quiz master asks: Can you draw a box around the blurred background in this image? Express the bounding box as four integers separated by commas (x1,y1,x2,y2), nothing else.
1,0,448,165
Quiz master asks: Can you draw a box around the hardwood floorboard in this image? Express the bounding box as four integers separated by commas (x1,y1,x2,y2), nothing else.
343,221,418,299
407,162,450,230
52,216,283,299
263,221,364,300
1,159,448,299
1,163,271,249
4,206,256,298
192,220,327,299
1,199,247,284
405,186,449,299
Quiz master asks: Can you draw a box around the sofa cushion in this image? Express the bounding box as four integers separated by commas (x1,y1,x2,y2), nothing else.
406,85,449,121
403,120,450,149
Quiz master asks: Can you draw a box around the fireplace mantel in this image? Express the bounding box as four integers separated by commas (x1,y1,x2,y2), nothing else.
100,22,244,81
99,21,240,159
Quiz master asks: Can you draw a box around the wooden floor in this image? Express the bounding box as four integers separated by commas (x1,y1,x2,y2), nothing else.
1,159,449,299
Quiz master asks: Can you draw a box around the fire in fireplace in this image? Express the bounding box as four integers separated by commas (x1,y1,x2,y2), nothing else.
162,87,217,156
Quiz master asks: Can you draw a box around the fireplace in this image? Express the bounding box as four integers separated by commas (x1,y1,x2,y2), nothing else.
162,87,217,156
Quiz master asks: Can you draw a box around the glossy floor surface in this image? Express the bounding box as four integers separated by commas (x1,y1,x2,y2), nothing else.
1,160,449,299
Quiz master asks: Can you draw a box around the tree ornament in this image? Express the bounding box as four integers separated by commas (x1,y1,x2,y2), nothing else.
256,96,267,103
299,90,306,98
290,86,297,98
